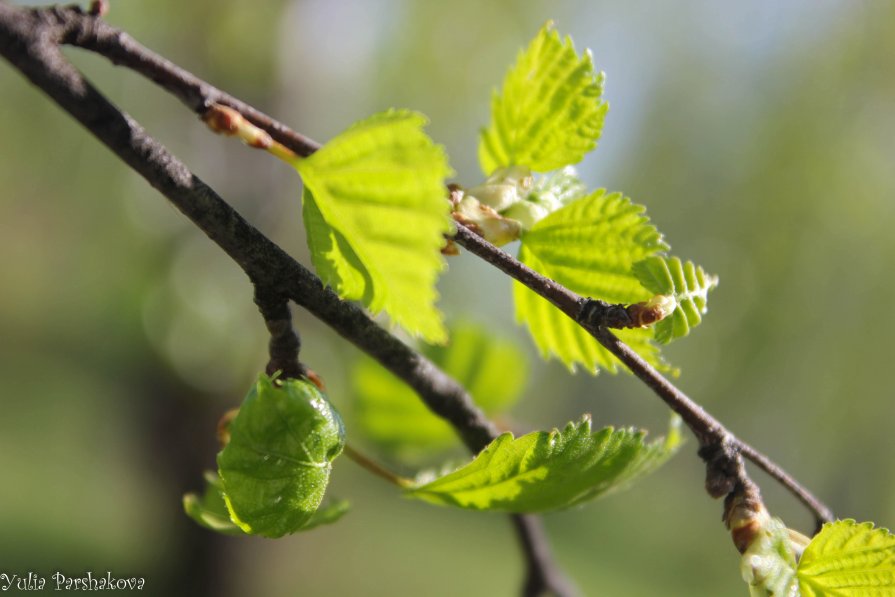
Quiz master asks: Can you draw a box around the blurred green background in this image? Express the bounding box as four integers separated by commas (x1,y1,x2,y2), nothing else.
2,1,894,595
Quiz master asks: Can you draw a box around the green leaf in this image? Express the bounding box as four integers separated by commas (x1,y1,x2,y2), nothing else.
183,473,348,537
183,471,244,536
217,375,346,538
353,322,528,457
405,415,682,512
479,22,608,175
797,520,895,596
295,109,454,343
632,255,719,344
301,499,351,532
303,187,370,298
513,190,671,373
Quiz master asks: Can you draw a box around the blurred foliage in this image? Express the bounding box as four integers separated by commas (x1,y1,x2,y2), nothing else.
2,1,894,596
352,320,527,459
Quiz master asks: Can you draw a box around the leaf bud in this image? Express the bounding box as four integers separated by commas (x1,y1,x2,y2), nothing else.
466,166,533,211
627,294,677,327
452,195,522,246
502,200,550,231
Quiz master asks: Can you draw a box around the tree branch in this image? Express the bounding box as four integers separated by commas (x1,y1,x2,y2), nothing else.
49,0,834,528
0,4,573,595
51,3,321,156
451,224,835,528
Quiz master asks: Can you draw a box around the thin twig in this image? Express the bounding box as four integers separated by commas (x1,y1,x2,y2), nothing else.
451,224,834,529
342,444,413,489
54,5,322,156
737,443,834,533
512,516,581,597
0,6,574,594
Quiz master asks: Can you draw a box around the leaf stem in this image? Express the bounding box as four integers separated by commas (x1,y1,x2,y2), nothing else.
342,444,413,489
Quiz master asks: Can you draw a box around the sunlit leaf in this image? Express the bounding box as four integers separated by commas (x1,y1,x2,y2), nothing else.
405,415,682,512
479,22,608,175
353,322,528,456
513,190,671,373
295,109,454,343
217,375,345,538
797,520,895,596
632,255,719,344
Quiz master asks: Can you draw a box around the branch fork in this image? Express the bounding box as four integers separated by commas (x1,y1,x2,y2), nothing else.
0,3,835,593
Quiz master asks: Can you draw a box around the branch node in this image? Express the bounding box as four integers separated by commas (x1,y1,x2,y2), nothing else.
203,103,273,150
698,435,743,499
578,296,673,330
577,297,634,329
253,286,305,380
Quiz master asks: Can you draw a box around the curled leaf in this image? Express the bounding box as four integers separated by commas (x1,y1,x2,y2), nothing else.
217,375,346,538
632,256,719,343
738,511,800,597
183,471,244,536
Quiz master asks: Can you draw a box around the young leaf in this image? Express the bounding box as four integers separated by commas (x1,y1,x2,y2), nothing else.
503,166,588,230
632,255,719,344
513,190,671,373
739,514,801,597
479,22,608,176
405,415,682,512
183,471,245,536
525,166,588,209
217,375,346,538
294,109,454,343
797,520,895,596
354,322,528,456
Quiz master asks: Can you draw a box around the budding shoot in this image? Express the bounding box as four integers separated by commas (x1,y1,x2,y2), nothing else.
202,104,298,164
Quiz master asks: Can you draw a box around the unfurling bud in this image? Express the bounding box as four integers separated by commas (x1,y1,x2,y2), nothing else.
452,195,522,246
736,506,809,595
727,487,811,595
627,294,676,327
466,166,533,211
465,182,521,212
203,104,273,150
502,200,550,231
726,491,769,554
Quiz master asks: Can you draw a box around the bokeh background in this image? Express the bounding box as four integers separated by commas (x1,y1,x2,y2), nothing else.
2,1,894,595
